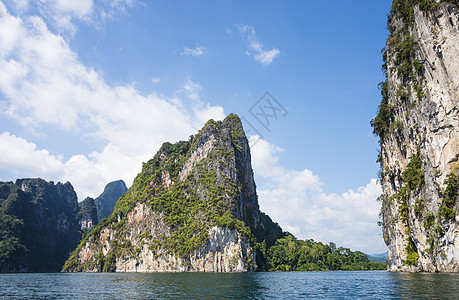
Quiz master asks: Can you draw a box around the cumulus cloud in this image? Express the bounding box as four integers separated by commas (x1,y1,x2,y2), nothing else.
238,25,280,65
250,136,385,254
0,2,225,199
0,132,64,179
181,46,205,56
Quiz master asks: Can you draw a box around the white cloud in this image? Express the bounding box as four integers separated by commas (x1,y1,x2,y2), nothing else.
0,2,224,199
4,0,136,35
0,132,64,179
183,77,202,101
250,136,385,254
238,25,280,66
151,77,160,84
53,0,93,18
181,46,205,56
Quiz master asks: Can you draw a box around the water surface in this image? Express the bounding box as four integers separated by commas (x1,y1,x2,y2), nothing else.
1,271,458,299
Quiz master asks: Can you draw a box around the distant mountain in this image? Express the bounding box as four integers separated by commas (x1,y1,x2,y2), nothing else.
368,252,388,264
95,180,127,221
0,179,81,272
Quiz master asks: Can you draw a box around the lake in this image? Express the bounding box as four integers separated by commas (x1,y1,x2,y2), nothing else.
1,271,458,299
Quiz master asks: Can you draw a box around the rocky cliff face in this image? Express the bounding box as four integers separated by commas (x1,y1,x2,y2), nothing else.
0,178,81,272
95,180,127,221
374,0,459,272
63,114,280,272
77,197,98,231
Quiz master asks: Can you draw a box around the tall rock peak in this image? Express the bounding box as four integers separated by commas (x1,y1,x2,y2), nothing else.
95,180,127,221
373,0,459,272
63,114,281,272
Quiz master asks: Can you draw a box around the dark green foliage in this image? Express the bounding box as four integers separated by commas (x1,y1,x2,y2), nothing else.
251,212,285,270
414,198,424,216
96,252,105,272
0,179,81,272
402,150,424,191
423,213,435,228
264,235,386,271
371,81,393,138
102,252,116,272
439,173,459,219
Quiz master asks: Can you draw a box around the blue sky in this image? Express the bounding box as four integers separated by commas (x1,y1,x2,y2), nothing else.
0,0,392,253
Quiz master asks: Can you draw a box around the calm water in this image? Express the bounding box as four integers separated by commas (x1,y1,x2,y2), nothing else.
1,271,458,299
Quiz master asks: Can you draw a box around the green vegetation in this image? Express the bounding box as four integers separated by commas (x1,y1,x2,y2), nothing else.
402,150,424,191
371,81,393,138
263,235,385,271
439,173,459,220
393,150,425,226
404,237,419,266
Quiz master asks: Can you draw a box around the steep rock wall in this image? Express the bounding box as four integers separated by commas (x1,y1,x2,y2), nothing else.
376,1,459,272
0,179,81,272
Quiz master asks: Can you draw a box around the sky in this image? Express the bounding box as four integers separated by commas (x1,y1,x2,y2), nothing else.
0,0,393,254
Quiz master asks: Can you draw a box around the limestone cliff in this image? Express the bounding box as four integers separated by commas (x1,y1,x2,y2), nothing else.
63,114,282,272
373,0,459,272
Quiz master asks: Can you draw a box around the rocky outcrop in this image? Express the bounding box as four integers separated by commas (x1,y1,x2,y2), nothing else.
0,179,81,272
63,114,277,272
74,203,253,272
374,1,459,272
95,180,127,221
77,197,98,231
